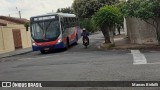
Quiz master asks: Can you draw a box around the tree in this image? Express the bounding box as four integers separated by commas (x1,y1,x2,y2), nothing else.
56,7,74,14
98,0,119,6
72,0,98,18
72,0,119,18
79,18,97,33
121,0,160,41
57,9,61,13
24,22,29,31
72,0,119,33
92,5,123,44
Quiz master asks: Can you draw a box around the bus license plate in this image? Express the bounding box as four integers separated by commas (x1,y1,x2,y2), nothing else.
44,48,49,50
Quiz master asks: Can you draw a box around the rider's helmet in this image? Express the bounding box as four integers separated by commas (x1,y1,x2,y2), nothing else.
82,28,86,31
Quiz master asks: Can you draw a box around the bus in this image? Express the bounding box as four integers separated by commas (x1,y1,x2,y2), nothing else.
30,13,81,53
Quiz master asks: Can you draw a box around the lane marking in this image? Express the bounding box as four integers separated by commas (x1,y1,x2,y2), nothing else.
131,50,147,65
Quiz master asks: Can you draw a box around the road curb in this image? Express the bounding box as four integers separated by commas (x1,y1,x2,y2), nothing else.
0,50,32,58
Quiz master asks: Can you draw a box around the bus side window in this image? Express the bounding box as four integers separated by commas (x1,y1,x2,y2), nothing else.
73,18,76,26
64,18,66,28
76,17,79,26
65,18,69,28
71,18,74,27
70,18,73,27
61,21,65,32
67,18,70,28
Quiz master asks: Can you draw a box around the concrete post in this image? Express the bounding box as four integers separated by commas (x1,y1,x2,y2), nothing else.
124,18,128,36
123,0,128,36
0,27,5,51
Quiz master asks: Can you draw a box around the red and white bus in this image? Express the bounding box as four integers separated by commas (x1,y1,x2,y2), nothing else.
30,13,81,53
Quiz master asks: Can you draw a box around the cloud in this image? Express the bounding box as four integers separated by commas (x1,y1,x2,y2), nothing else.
0,0,73,19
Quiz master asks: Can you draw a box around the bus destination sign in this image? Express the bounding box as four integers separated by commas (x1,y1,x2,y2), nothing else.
34,16,56,21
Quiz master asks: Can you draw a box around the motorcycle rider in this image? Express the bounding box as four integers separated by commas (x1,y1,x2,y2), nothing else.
81,28,89,45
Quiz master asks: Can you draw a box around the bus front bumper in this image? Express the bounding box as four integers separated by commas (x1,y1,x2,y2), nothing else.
32,42,65,51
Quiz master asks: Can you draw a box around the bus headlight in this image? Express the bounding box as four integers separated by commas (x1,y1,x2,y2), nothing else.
57,39,62,44
32,42,37,46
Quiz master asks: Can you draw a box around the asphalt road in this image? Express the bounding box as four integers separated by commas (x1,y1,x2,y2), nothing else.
0,32,160,90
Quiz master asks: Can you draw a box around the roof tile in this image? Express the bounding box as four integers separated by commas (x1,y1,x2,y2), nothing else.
0,16,29,26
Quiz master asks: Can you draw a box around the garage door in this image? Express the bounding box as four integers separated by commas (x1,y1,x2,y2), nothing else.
12,29,22,49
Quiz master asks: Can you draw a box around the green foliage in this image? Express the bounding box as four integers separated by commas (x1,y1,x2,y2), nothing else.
121,0,160,20
24,22,29,31
24,22,29,27
56,7,74,14
72,0,119,18
114,2,125,27
92,5,123,28
72,0,98,18
98,0,119,6
79,18,97,33
121,0,160,41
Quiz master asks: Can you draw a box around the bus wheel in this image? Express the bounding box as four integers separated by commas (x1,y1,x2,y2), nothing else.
40,50,46,54
75,34,78,45
65,38,69,50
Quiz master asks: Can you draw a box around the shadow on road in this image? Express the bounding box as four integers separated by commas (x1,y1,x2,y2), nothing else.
38,43,79,55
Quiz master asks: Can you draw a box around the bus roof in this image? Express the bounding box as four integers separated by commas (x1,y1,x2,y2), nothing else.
31,13,76,18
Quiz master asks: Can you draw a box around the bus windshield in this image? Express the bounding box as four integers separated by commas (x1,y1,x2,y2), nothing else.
31,20,60,42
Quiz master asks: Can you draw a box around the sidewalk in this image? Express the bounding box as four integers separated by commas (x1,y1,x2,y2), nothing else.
100,34,160,50
0,47,32,58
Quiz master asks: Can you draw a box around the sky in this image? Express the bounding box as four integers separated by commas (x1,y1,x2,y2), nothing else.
0,0,73,19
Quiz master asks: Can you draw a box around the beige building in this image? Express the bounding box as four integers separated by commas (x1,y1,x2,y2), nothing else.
0,16,31,54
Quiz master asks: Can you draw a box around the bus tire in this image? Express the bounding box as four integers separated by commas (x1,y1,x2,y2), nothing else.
75,34,78,45
65,38,69,50
40,50,46,54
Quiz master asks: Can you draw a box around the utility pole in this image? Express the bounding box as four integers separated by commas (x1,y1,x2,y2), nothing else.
16,7,22,18
19,11,21,19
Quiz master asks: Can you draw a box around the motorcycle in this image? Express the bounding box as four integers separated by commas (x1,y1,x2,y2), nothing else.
83,37,89,48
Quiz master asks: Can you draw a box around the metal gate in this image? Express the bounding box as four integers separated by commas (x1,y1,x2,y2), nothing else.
12,29,22,49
